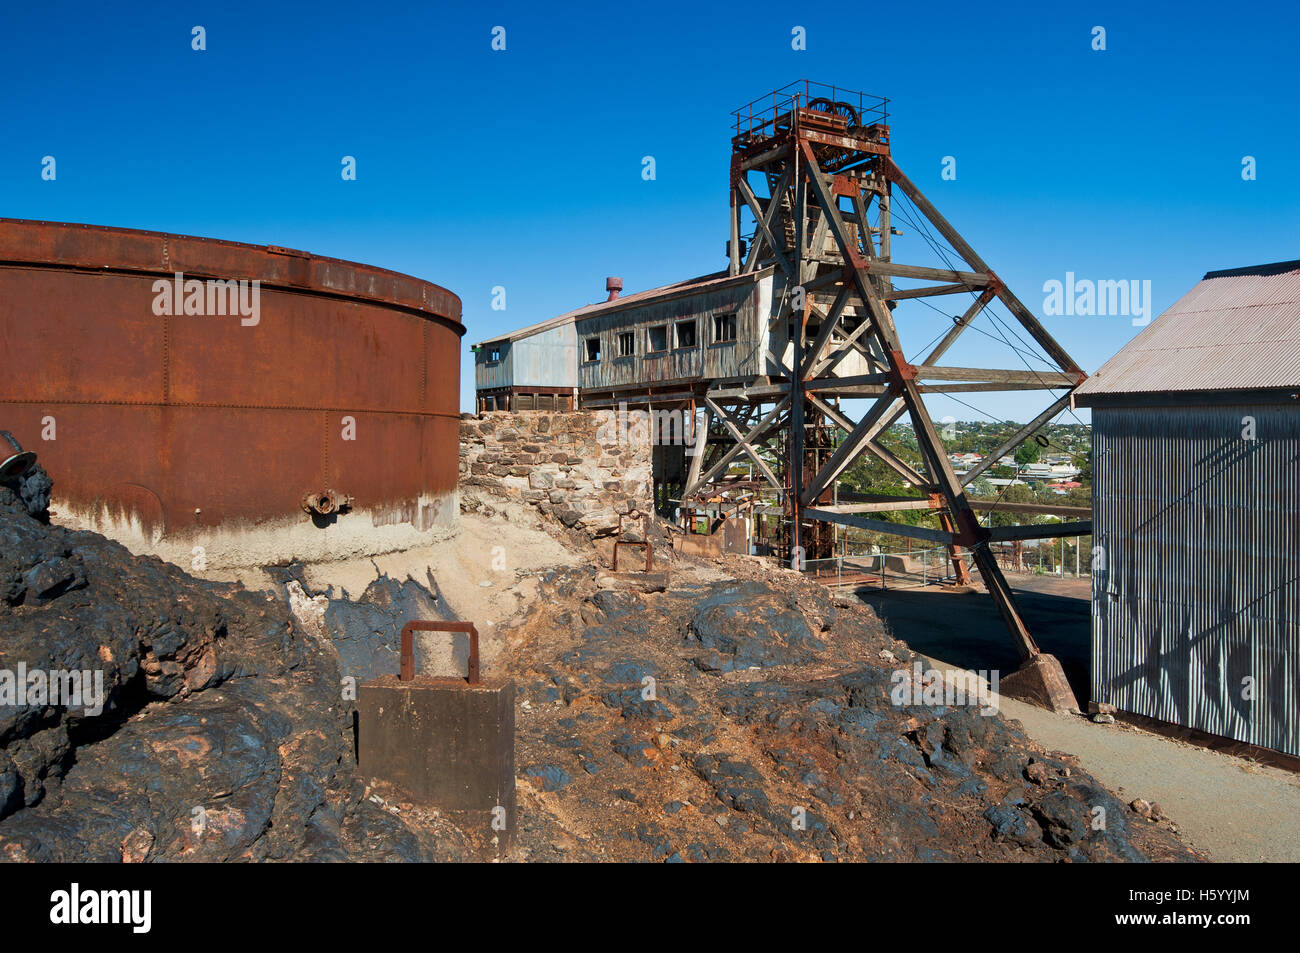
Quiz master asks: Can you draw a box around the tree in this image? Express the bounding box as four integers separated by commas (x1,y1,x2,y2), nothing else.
1014,440,1041,465
1077,449,1093,485
984,481,1036,527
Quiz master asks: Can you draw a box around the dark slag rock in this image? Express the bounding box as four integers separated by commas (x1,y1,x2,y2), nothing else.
0,489,457,860
322,572,449,680
524,764,572,792
685,582,825,673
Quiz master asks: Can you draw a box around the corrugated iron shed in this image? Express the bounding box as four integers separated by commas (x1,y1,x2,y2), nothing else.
1083,258,1300,757
1075,259,1300,403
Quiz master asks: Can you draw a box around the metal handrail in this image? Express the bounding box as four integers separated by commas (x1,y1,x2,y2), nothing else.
730,80,889,140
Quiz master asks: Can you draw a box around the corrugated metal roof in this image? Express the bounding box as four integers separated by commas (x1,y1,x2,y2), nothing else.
472,310,577,347
1074,260,1300,399
472,269,770,348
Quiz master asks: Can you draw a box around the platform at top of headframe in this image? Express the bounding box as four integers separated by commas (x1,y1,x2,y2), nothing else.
730,81,891,166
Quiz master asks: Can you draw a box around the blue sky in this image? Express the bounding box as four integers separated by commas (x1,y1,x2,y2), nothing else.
3,0,1296,420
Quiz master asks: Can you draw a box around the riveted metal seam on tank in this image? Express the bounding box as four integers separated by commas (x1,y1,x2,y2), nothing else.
0,219,463,328
0,398,462,419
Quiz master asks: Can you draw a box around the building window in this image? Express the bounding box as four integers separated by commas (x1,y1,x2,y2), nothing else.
648,325,669,353
713,312,737,343
584,337,601,363
786,320,823,343
674,319,697,349
618,331,636,357
486,346,502,363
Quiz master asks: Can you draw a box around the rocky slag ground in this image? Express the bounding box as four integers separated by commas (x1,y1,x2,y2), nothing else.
0,467,1198,862
0,470,472,862
500,559,1199,862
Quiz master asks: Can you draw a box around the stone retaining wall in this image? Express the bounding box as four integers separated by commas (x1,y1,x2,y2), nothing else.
459,411,652,536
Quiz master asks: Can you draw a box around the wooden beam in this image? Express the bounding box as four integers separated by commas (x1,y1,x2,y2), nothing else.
883,156,1082,377
804,508,955,544
707,381,790,400
882,283,973,301
806,393,853,432
838,491,935,503
799,270,850,295
737,174,795,280
800,389,899,505
683,403,712,496
921,289,994,366
707,396,783,490
728,191,741,277
738,142,792,173
851,188,877,260
799,146,904,359
920,382,1072,394
801,276,853,377
804,208,829,284
960,391,1074,486
867,438,930,488
811,392,928,489
798,128,891,156
692,396,789,490
809,309,879,378
914,366,1079,386
862,261,990,285
803,372,891,392
987,520,1092,541
969,500,1090,518
814,499,936,513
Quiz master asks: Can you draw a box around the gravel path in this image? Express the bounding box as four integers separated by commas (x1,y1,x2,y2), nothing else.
1000,697,1300,863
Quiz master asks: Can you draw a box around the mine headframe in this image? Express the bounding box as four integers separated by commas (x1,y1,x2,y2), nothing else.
689,82,1088,698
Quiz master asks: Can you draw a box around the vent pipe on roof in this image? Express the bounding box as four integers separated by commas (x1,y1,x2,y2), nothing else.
605,277,623,302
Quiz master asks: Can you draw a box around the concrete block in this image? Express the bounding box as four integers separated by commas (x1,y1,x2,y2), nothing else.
1000,654,1079,713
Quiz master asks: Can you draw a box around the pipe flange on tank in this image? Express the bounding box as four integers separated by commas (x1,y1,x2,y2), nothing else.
301,489,352,517
0,430,37,482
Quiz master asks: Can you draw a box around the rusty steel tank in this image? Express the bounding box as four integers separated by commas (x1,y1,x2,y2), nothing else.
0,219,464,568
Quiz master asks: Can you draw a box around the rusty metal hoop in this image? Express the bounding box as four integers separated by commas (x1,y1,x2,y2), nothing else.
399,620,480,684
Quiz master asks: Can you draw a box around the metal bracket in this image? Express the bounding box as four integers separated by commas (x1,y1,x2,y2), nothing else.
613,512,654,572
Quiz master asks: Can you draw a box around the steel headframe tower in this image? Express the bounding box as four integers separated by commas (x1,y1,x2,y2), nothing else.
709,81,1087,711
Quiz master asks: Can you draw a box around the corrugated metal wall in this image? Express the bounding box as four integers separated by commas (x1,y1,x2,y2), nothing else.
474,341,513,391
510,324,577,387
474,324,578,391
576,282,764,390
1092,402,1300,756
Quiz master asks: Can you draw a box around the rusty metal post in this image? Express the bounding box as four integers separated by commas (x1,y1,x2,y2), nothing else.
938,510,972,586
613,511,654,572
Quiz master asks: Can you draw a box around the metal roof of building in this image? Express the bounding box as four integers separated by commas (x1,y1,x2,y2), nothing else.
472,268,770,348
1074,260,1300,403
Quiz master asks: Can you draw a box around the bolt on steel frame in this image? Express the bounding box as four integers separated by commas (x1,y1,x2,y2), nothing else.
683,83,1089,703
